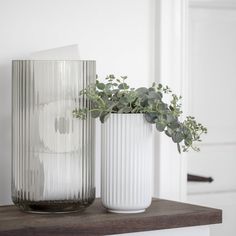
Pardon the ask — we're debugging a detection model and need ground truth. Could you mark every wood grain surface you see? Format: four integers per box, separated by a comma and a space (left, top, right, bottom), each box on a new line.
0, 198, 222, 236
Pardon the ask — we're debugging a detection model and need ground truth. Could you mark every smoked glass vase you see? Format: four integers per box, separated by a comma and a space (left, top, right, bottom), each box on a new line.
11, 60, 96, 213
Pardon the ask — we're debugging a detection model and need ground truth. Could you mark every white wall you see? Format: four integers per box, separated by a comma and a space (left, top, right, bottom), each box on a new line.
0, 0, 155, 205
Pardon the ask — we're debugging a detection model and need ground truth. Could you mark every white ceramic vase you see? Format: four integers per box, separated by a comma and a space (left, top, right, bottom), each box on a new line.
101, 114, 153, 213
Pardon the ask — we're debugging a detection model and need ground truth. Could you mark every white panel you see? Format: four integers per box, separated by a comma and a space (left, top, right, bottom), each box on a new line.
187, 6, 236, 194
188, 191, 236, 236
187, 4, 236, 236
188, 145, 236, 193
189, 7, 236, 144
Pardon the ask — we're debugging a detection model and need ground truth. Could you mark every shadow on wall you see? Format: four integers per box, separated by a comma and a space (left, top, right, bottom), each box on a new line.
0, 62, 12, 205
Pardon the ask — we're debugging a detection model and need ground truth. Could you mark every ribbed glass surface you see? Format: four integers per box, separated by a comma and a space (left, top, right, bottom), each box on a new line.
12, 60, 96, 213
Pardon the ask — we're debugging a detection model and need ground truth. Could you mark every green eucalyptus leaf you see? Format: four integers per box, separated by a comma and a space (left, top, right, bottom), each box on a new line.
109, 74, 115, 79
119, 96, 129, 105
140, 98, 149, 107
97, 83, 105, 90
111, 89, 119, 94
144, 113, 157, 124
156, 121, 166, 132
100, 111, 110, 123
147, 91, 162, 100
116, 102, 124, 110
118, 107, 131, 113
168, 121, 180, 129
118, 83, 129, 90
182, 126, 191, 136
166, 114, 176, 123
148, 99, 155, 105
105, 83, 112, 90
136, 87, 148, 95
157, 92, 163, 98
91, 110, 100, 118
172, 131, 184, 143
148, 87, 155, 92
165, 128, 173, 137
147, 91, 159, 99
157, 102, 168, 112
177, 143, 181, 153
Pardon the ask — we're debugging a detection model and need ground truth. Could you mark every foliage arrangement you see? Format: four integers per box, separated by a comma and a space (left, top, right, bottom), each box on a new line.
73, 75, 207, 153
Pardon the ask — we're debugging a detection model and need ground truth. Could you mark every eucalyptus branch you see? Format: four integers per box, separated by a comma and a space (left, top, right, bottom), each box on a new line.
73, 75, 207, 153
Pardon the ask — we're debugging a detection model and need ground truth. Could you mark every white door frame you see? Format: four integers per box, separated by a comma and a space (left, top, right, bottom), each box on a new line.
154, 0, 236, 201
153, 0, 189, 201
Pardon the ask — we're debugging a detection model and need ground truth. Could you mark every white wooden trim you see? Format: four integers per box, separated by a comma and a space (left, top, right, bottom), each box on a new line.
154, 0, 188, 201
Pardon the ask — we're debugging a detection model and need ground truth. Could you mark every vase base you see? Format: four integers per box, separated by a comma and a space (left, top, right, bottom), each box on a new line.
24, 209, 85, 214
12, 197, 95, 214
108, 209, 145, 214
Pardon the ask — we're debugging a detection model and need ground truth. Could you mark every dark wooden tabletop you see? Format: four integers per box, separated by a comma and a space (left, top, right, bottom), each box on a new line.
0, 198, 222, 236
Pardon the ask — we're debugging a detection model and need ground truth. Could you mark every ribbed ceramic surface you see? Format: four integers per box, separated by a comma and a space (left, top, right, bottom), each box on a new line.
101, 114, 153, 213
12, 60, 96, 212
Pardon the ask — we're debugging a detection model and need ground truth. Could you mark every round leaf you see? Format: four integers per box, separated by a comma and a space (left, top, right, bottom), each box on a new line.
144, 113, 157, 124
156, 121, 166, 132
97, 83, 105, 90
172, 131, 184, 143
